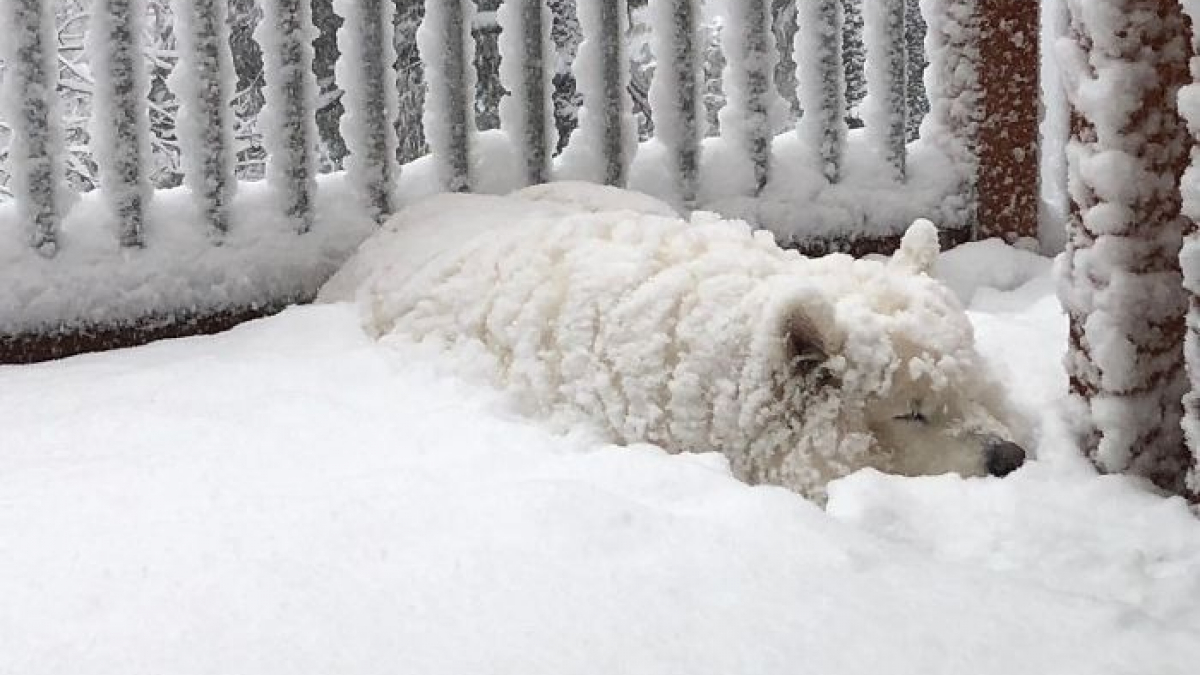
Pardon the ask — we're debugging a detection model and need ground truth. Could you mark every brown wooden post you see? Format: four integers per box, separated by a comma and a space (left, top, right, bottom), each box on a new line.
1061, 0, 1193, 495
976, 0, 1039, 242
1175, 1, 1200, 501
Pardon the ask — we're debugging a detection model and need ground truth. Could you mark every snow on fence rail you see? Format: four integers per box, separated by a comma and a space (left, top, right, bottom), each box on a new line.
0, 0, 1038, 362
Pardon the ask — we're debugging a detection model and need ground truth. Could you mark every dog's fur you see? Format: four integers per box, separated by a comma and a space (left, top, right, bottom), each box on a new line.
323, 184, 1025, 500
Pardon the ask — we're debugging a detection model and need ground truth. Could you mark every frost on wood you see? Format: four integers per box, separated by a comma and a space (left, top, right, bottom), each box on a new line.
976, 0, 1039, 242
720, 0, 785, 194
87, 0, 151, 248
649, 0, 703, 205
562, 0, 636, 186
335, 0, 400, 219
796, 0, 847, 183
863, 0, 907, 180
419, 0, 473, 193
1177, 0, 1200, 497
498, 0, 554, 186
256, 0, 319, 233
918, 0, 981, 231
170, 0, 238, 239
1059, 0, 1193, 494
1, 0, 65, 255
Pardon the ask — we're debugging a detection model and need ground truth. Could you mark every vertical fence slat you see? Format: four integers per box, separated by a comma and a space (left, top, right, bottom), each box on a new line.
564, 0, 633, 187
918, 0, 980, 233
257, 0, 319, 234
744, 0, 772, 192
2, 0, 65, 255
499, 0, 554, 186
649, 0, 702, 206
976, 0, 1039, 242
418, 0, 473, 193
720, 0, 776, 194
171, 0, 237, 238
597, 0, 627, 186
336, 0, 399, 220
796, 0, 847, 184
863, 0, 907, 180
89, 0, 150, 248
521, 0, 552, 185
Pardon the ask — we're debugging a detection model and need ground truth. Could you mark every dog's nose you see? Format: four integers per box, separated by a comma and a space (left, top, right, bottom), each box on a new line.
985, 440, 1026, 477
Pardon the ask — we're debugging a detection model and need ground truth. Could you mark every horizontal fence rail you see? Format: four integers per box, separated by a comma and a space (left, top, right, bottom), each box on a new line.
0, 0, 1039, 362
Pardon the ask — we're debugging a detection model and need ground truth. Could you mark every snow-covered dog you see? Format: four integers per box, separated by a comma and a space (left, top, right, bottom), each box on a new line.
322, 183, 1027, 501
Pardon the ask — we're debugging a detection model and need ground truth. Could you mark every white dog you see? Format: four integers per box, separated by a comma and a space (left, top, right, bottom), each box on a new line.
322, 183, 1026, 500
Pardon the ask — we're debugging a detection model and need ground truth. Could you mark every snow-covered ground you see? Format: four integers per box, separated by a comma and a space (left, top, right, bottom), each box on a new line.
2, 239, 1199, 674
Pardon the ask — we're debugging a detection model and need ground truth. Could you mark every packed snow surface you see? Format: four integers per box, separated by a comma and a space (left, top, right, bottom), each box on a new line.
3, 202, 1200, 674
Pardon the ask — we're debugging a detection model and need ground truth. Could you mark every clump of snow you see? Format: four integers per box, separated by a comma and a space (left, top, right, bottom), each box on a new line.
514, 180, 678, 217
933, 238, 1054, 306
890, 218, 939, 275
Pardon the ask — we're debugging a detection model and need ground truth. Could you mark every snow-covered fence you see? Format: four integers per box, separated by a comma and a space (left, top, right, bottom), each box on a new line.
171, 0, 237, 238
1, 0, 1041, 363
1062, 0, 1197, 501
1, 0, 65, 256
257, 0, 319, 234
88, 0, 152, 248
1184, 0, 1200, 498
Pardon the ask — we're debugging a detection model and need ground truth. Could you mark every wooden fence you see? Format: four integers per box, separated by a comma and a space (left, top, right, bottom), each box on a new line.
0, 0, 1039, 363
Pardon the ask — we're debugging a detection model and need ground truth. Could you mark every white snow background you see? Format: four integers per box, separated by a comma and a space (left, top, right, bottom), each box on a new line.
2, 194, 1199, 674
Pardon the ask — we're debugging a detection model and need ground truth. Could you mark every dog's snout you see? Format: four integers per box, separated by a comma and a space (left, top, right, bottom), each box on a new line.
985, 440, 1026, 477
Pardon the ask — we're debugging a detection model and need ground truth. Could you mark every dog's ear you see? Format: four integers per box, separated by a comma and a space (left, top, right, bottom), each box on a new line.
785, 309, 830, 373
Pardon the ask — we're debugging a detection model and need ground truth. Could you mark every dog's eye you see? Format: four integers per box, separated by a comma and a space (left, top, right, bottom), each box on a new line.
895, 411, 928, 424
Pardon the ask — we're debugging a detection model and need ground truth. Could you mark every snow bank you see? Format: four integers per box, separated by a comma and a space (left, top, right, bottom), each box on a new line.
3, 255, 1199, 673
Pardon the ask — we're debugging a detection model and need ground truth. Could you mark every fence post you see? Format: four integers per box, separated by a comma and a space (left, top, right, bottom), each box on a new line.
863, 0, 907, 181
257, 0, 319, 234
649, 0, 703, 206
2, 0, 65, 256
499, 0, 553, 187
1060, 0, 1193, 495
420, 0, 473, 193
976, 0, 1039, 242
87, 0, 151, 248
1175, 1, 1200, 500
796, 0, 847, 184
170, 0, 237, 239
335, 0, 399, 221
